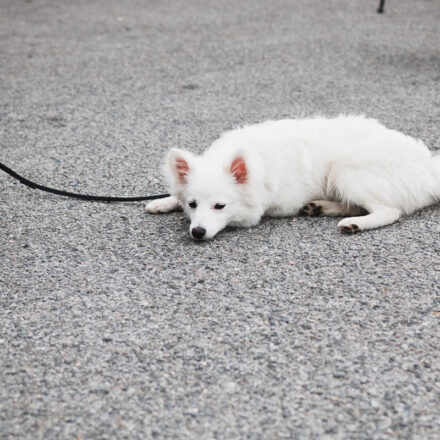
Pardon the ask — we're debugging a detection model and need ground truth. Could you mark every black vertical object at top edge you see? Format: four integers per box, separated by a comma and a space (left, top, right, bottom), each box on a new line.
378, 0, 385, 13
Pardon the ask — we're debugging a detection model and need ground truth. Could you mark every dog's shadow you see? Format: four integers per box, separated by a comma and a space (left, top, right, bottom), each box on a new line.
176, 215, 293, 244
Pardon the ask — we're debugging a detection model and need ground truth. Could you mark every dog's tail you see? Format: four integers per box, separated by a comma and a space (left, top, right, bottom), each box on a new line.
433, 153, 440, 171
432, 152, 440, 199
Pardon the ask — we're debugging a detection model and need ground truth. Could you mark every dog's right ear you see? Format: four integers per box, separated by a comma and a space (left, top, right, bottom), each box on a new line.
165, 148, 195, 187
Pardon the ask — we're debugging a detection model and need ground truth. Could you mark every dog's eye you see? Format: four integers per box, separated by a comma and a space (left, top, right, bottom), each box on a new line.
214, 203, 225, 210
189, 201, 197, 208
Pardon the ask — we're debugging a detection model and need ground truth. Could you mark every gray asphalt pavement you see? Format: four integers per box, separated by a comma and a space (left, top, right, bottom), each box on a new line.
1, 0, 440, 438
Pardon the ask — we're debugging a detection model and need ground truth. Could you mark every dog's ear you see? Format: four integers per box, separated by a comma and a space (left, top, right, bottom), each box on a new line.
166, 148, 195, 185
230, 156, 247, 184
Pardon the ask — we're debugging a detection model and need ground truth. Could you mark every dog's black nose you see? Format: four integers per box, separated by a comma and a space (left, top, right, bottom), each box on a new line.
191, 226, 206, 240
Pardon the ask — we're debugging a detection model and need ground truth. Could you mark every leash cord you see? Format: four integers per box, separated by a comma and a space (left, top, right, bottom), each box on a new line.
0, 162, 170, 202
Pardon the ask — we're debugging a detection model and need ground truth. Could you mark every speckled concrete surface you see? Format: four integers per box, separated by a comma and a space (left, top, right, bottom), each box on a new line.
1, 0, 440, 438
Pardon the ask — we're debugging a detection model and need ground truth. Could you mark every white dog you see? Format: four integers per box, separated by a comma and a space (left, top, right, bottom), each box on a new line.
146, 115, 440, 240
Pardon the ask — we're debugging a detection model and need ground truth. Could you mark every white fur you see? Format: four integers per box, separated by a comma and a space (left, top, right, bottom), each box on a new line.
146, 115, 440, 240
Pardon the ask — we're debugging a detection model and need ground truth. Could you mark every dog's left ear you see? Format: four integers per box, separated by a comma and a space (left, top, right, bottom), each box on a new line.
230, 156, 247, 184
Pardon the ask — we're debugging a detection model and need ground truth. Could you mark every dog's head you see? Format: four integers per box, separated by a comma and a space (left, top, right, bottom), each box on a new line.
165, 147, 259, 240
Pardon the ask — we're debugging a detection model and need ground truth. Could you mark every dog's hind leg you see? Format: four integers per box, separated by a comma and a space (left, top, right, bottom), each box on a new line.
145, 196, 182, 213
300, 200, 367, 217
337, 205, 401, 233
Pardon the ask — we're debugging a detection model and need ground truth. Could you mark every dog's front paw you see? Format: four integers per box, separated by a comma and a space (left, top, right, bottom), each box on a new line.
299, 202, 323, 216
145, 196, 181, 214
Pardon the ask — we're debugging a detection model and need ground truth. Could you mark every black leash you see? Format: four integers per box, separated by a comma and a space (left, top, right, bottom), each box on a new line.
0, 161, 169, 202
